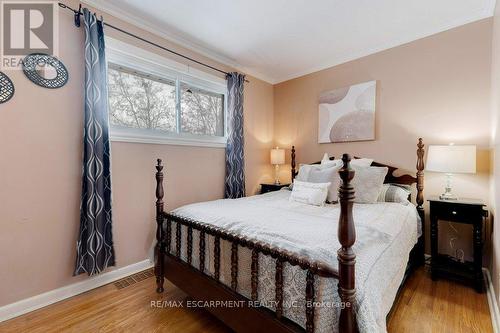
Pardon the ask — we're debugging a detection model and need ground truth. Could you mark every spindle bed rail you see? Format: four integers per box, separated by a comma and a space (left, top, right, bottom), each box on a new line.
154, 138, 425, 333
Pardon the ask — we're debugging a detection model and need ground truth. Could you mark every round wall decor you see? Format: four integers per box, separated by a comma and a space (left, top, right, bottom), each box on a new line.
0, 72, 15, 103
22, 53, 68, 89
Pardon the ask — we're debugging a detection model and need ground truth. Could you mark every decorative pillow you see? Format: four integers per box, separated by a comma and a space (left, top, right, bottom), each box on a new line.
289, 180, 330, 206
328, 157, 374, 168
352, 158, 374, 167
295, 164, 341, 202
321, 154, 341, 168
295, 164, 314, 182
295, 163, 330, 182
297, 164, 331, 180
377, 184, 411, 205
351, 165, 388, 203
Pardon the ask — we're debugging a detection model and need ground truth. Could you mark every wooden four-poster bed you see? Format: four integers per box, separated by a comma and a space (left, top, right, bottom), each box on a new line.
153, 138, 425, 333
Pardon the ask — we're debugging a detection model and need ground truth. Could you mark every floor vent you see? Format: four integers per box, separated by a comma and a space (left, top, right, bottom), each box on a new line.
114, 269, 154, 290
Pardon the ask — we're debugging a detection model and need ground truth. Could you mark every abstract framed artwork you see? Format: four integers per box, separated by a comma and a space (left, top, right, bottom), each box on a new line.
318, 80, 376, 143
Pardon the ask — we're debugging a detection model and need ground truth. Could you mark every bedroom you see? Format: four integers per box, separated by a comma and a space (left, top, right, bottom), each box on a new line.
0, 0, 498, 332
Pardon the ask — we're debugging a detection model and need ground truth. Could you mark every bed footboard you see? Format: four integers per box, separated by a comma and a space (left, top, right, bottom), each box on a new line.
154, 157, 358, 333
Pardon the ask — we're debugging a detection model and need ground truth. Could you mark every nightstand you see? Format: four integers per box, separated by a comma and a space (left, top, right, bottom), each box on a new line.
428, 196, 487, 292
260, 183, 290, 194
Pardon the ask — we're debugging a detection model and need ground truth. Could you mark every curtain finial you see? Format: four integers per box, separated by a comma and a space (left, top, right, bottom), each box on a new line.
74, 4, 82, 27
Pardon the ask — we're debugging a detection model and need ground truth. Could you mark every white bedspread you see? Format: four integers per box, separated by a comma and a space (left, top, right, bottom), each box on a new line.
170, 190, 419, 333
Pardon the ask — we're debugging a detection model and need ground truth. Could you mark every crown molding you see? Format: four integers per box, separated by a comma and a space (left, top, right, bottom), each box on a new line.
80, 0, 276, 84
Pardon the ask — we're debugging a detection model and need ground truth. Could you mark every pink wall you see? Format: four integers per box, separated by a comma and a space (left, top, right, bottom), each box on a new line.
274, 19, 493, 261
0, 4, 273, 306
490, 2, 500, 305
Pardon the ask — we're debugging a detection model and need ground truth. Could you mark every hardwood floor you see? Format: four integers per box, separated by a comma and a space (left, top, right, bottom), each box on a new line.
0, 266, 492, 333
387, 267, 492, 333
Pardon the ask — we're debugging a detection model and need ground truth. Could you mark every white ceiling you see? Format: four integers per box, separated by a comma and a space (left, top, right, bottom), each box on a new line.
84, 0, 496, 84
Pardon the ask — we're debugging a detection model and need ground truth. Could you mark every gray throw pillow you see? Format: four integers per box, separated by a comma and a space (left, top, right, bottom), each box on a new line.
351, 165, 388, 203
295, 164, 341, 203
377, 184, 411, 205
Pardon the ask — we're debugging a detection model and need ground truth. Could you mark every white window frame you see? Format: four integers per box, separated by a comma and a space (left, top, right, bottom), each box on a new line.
106, 37, 228, 148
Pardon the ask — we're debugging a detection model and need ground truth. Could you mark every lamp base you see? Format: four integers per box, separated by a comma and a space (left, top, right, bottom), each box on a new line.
439, 192, 458, 200
439, 173, 458, 200
274, 164, 281, 185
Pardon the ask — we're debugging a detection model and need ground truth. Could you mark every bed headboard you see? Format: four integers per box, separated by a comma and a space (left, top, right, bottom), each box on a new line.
290, 138, 425, 212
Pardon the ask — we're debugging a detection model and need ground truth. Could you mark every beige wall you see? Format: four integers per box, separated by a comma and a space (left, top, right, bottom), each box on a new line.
491, 2, 500, 304
0, 2, 273, 306
274, 19, 493, 261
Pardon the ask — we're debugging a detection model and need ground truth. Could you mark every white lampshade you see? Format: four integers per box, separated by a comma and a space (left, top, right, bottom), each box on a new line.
426, 145, 476, 174
270, 147, 285, 165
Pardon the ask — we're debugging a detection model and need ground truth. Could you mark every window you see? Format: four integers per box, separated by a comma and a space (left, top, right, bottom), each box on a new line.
106, 37, 227, 147
180, 83, 225, 136
108, 64, 177, 132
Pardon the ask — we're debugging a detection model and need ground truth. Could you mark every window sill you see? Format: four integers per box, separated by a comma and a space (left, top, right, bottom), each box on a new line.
110, 131, 227, 148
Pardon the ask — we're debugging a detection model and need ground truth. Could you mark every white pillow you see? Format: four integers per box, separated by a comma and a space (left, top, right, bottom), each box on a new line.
352, 158, 374, 167
295, 164, 314, 181
329, 158, 374, 168
351, 165, 388, 203
295, 164, 341, 202
377, 184, 411, 205
321, 153, 341, 168
290, 180, 330, 206
295, 163, 333, 180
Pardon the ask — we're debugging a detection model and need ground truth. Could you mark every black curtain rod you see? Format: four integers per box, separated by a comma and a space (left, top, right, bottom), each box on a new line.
58, 2, 249, 82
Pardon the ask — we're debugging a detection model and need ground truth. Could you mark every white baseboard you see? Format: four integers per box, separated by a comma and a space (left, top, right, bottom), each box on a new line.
0, 259, 154, 323
484, 268, 500, 333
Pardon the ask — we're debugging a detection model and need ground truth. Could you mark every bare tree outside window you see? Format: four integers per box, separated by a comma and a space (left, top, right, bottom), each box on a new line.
107, 65, 176, 132
107, 64, 225, 138
181, 83, 224, 136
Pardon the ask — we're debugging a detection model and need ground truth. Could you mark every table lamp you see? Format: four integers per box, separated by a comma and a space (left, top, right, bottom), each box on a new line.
270, 147, 285, 184
426, 144, 476, 200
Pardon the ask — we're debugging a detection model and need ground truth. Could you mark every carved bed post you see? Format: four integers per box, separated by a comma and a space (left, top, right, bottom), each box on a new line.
291, 146, 296, 181
416, 138, 425, 218
338, 154, 358, 333
416, 138, 425, 265
155, 159, 165, 293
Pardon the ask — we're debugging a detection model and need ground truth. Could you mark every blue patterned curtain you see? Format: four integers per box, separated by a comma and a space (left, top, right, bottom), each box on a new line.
74, 9, 115, 276
224, 72, 246, 198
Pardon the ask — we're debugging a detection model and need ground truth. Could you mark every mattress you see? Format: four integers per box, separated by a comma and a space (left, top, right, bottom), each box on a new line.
167, 189, 419, 333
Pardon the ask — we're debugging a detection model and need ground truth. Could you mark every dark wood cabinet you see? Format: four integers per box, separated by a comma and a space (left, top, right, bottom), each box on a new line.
260, 183, 290, 194
428, 196, 487, 292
